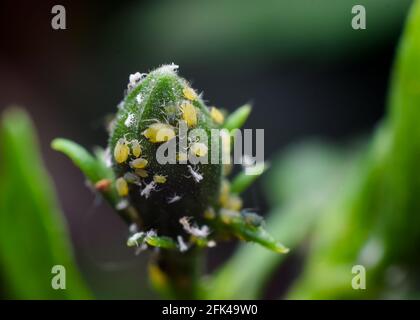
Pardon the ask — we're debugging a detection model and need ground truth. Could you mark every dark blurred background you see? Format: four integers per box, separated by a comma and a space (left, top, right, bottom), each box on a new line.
0, 0, 412, 298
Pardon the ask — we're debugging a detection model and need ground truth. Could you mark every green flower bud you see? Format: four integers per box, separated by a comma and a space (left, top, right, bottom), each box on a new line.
109, 64, 222, 237
52, 64, 287, 298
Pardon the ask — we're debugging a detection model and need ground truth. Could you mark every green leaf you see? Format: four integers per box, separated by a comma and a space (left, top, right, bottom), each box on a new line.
51, 138, 113, 183
145, 234, 177, 250
0, 108, 92, 299
207, 142, 361, 299
231, 219, 289, 253
223, 103, 252, 131
289, 0, 420, 299
230, 162, 267, 194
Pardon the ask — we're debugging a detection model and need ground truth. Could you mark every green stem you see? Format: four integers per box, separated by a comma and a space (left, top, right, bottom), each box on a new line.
149, 249, 203, 299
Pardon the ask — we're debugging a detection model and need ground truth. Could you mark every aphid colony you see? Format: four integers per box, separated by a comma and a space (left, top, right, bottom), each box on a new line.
54, 64, 288, 295
105, 65, 275, 257
113, 82, 223, 201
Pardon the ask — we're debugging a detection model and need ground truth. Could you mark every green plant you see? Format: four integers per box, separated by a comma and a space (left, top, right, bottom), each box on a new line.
0, 109, 91, 299
2, 0, 420, 300
52, 64, 287, 299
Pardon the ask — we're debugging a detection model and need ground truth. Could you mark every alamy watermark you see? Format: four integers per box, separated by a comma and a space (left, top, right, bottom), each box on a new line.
51, 5, 66, 30
153, 120, 265, 175
351, 5, 366, 30
351, 265, 366, 290
51, 265, 66, 290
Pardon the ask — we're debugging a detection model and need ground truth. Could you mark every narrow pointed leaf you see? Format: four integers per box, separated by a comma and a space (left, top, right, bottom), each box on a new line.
0, 108, 92, 299
230, 162, 267, 194
223, 103, 252, 131
51, 138, 113, 183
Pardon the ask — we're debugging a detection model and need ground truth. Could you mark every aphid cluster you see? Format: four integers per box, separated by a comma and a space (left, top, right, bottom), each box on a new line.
106, 65, 272, 258
54, 63, 288, 299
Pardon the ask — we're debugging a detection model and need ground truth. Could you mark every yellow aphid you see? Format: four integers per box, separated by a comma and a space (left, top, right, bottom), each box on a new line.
220, 209, 240, 224
204, 207, 216, 220
177, 152, 188, 162
130, 139, 142, 158
182, 86, 198, 101
130, 158, 148, 169
180, 102, 197, 128
225, 195, 243, 211
190, 142, 208, 157
135, 168, 149, 178
116, 177, 129, 197
153, 174, 167, 184
219, 180, 230, 206
114, 138, 130, 164
210, 107, 224, 125
143, 123, 176, 143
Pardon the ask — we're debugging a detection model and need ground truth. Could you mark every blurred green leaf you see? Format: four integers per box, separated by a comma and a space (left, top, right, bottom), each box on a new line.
0, 108, 92, 299
51, 138, 113, 184
115, 0, 411, 66
223, 104, 252, 131
207, 141, 363, 299
145, 234, 178, 250
51, 138, 126, 215
230, 162, 266, 194
289, 0, 420, 299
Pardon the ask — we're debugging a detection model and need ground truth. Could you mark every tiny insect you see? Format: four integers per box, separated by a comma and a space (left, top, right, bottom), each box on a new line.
179, 216, 210, 238
219, 209, 240, 224
127, 72, 146, 90
241, 211, 264, 227
130, 158, 148, 169
95, 179, 112, 192
127, 232, 145, 247
123, 172, 140, 184
141, 181, 156, 199
114, 138, 130, 164
135, 168, 149, 178
180, 102, 197, 128
115, 199, 129, 210
210, 107, 224, 125
143, 123, 176, 143
187, 165, 203, 183
167, 193, 182, 204
153, 174, 167, 184
124, 113, 137, 128
224, 194, 243, 211
203, 207, 216, 220
164, 104, 179, 123
116, 177, 129, 197
129, 72, 142, 84
182, 86, 198, 101
130, 139, 142, 158
190, 142, 208, 157
177, 235, 189, 252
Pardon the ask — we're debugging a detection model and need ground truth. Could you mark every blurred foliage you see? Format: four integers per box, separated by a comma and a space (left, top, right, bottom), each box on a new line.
1, 0, 420, 300
289, 0, 420, 298
111, 0, 411, 66
207, 142, 365, 299
209, 0, 420, 299
0, 109, 92, 299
